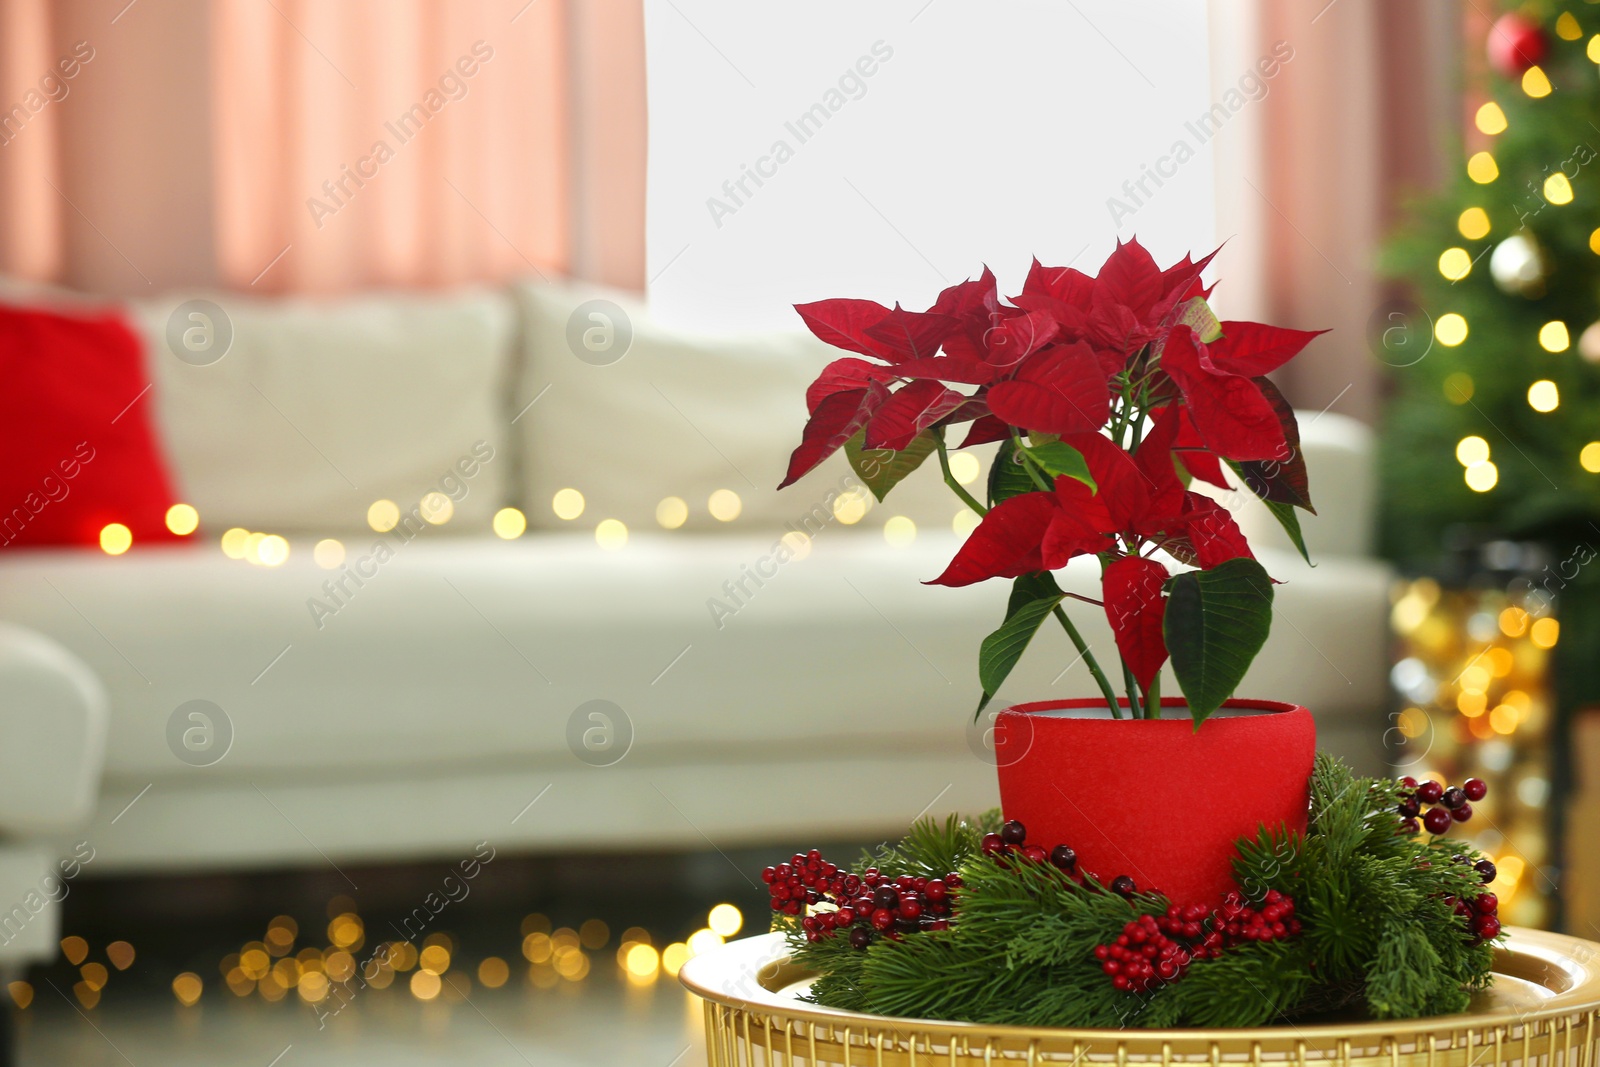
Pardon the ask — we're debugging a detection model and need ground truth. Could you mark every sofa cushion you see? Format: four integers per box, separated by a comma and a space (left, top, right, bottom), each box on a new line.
0, 303, 182, 548
514, 280, 997, 536
127, 289, 516, 534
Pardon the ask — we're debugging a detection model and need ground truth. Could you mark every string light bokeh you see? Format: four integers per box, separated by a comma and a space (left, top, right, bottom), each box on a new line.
1388, 576, 1556, 928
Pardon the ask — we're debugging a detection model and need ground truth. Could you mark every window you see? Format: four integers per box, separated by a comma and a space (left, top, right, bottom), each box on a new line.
645, 1, 1215, 332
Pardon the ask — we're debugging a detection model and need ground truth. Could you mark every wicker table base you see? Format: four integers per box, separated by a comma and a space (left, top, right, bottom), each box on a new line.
680, 929, 1600, 1067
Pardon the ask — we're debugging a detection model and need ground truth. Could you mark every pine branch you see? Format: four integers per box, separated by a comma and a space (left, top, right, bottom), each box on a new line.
786, 755, 1502, 1028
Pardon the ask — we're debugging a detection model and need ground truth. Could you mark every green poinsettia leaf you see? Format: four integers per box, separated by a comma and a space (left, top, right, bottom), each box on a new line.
845, 430, 938, 502
1022, 440, 1095, 489
976, 573, 1065, 715
987, 439, 1037, 507
1226, 459, 1314, 565
1163, 557, 1274, 728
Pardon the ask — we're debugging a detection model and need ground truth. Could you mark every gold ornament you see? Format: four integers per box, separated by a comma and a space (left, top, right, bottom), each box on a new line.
1489, 234, 1550, 297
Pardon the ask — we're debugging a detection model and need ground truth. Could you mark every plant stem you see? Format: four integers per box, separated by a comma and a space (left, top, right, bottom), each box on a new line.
1145, 673, 1162, 718
1121, 661, 1145, 719
935, 434, 988, 516
1052, 605, 1123, 719
1009, 431, 1055, 493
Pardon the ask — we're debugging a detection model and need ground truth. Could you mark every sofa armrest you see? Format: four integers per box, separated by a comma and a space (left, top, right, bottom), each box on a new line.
0, 624, 107, 835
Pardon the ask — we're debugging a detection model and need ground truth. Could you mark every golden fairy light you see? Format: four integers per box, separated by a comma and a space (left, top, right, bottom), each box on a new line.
478, 957, 510, 988
1437, 247, 1473, 280
106, 941, 135, 971
220, 527, 250, 558
948, 451, 981, 484
578, 919, 610, 950
551, 488, 585, 520
367, 499, 400, 532
708, 903, 744, 938
493, 507, 527, 539
1455, 436, 1489, 466
1527, 379, 1560, 412
420, 491, 454, 525
1464, 461, 1499, 492
60, 937, 88, 965
655, 496, 689, 529
1434, 313, 1468, 346
883, 515, 917, 547
165, 503, 199, 536
595, 518, 628, 549
172, 972, 203, 1007
708, 489, 742, 522
1457, 207, 1491, 240
1539, 321, 1570, 351
1474, 102, 1507, 135
99, 523, 132, 556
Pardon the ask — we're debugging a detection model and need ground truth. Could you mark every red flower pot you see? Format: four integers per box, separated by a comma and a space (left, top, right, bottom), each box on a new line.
993, 698, 1315, 906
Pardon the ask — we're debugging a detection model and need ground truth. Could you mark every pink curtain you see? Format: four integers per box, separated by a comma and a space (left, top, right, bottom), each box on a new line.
1209, 0, 1459, 426
0, 0, 645, 296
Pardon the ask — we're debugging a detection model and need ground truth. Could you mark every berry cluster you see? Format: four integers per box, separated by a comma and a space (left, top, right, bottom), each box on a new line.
1397, 776, 1487, 836
762, 849, 959, 949
1446, 852, 1502, 942
1094, 889, 1300, 993
979, 819, 1080, 875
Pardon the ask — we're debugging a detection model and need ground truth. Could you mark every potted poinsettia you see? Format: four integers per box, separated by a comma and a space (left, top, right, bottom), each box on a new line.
780, 240, 1326, 904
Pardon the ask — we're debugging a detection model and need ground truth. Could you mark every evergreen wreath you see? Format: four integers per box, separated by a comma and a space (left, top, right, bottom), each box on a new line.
768, 756, 1501, 1028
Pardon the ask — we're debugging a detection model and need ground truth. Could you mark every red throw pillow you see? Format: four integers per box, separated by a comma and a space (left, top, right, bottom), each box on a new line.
0, 303, 181, 549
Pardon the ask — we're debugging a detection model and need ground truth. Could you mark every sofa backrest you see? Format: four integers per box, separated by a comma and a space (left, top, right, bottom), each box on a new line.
2, 274, 1376, 559
126, 290, 515, 534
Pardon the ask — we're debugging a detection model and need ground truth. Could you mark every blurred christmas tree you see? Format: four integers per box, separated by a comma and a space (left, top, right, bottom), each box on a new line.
1383, 5, 1600, 560
1382, 4, 1600, 929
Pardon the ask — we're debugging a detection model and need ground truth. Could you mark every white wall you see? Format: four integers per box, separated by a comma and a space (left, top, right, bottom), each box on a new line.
644, 0, 1216, 333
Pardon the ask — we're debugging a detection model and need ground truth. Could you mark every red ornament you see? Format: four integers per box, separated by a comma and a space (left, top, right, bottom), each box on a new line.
1488, 13, 1547, 77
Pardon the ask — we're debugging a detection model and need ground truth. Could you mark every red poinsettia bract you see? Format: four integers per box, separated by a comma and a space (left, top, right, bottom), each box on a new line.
777, 239, 1325, 722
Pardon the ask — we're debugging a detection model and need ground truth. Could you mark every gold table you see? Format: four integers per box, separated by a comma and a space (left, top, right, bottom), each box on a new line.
680, 929, 1600, 1067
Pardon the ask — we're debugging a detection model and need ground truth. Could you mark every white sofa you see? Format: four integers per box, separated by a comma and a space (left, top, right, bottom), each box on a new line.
0, 280, 1393, 882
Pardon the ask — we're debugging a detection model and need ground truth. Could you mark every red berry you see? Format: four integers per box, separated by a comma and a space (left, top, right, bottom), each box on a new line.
873, 886, 898, 910
1474, 915, 1502, 940
761, 866, 777, 884
1476, 859, 1497, 883
981, 833, 1004, 856
1423, 808, 1452, 834
1000, 820, 1028, 846
1398, 796, 1422, 819
1400, 776, 1418, 789
1050, 845, 1077, 871
1451, 801, 1473, 822
1400, 818, 1420, 835
1417, 780, 1444, 804
1464, 778, 1488, 801
871, 908, 894, 931
899, 899, 923, 920
1110, 875, 1136, 897
1476, 893, 1498, 914
849, 927, 872, 949
1441, 787, 1467, 811
1022, 845, 1048, 865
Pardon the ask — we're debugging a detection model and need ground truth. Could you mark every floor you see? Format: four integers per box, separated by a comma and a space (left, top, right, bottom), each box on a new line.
17, 970, 706, 1066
